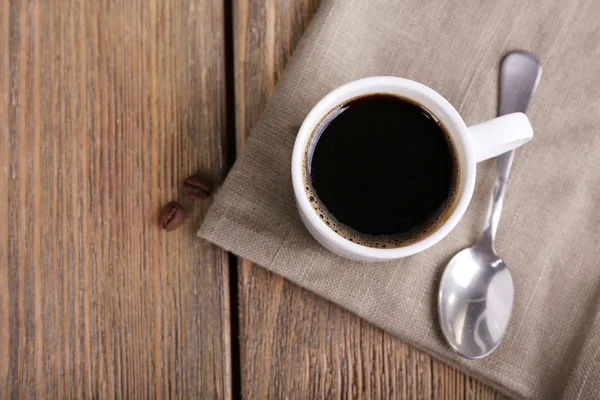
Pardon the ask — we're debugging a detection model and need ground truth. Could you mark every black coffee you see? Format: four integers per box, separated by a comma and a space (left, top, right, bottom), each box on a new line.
304, 94, 460, 248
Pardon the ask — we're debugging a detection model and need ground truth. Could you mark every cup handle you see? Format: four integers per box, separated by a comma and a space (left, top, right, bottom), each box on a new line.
467, 112, 533, 163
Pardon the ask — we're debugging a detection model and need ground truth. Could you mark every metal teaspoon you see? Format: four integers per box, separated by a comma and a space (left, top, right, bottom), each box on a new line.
438, 51, 542, 359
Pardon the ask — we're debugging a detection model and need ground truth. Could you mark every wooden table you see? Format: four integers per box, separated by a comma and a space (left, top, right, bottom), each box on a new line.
1, 1, 508, 398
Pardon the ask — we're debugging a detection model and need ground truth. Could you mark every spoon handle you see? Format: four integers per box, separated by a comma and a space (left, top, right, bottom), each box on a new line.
480, 51, 542, 250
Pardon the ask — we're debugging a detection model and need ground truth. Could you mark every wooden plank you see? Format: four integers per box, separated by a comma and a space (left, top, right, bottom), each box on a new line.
233, 1, 509, 398
1, 0, 231, 398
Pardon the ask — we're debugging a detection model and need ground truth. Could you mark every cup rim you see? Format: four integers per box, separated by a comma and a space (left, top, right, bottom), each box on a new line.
291, 76, 477, 260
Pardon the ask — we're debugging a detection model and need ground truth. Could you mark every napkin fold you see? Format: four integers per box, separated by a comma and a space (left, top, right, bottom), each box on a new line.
199, 0, 600, 398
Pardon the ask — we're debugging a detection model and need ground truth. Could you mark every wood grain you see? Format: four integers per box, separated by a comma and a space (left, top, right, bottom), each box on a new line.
232, 1, 509, 398
1, 1, 231, 398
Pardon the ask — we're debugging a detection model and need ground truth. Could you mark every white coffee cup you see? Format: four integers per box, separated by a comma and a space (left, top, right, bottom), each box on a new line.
291, 76, 533, 262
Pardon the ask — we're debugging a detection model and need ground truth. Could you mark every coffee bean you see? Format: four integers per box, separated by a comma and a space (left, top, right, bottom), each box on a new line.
159, 201, 185, 231
182, 175, 212, 200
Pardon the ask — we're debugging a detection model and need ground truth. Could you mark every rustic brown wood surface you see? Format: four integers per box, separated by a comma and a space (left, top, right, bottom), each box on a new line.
1, 1, 231, 398
232, 1, 508, 399
1, 0, 510, 398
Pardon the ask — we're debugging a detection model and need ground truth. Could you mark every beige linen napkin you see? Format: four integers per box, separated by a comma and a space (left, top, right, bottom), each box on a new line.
199, 0, 600, 398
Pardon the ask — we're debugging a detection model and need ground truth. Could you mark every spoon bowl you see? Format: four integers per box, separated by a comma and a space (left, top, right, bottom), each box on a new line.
439, 244, 514, 359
